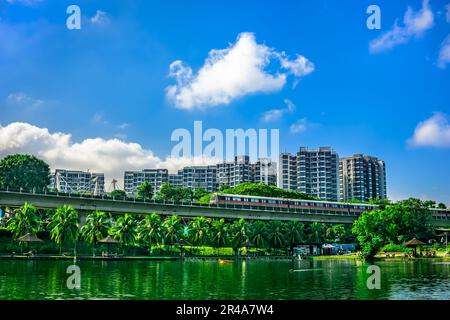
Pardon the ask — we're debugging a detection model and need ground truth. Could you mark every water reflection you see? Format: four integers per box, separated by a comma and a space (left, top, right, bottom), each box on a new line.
0, 259, 448, 300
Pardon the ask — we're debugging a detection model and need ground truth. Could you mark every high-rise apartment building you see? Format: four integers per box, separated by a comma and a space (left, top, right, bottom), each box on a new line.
278, 147, 339, 201
176, 165, 218, 192
50, 169, 105, 194
339, 155, 387, 202
124, 169, 168, 194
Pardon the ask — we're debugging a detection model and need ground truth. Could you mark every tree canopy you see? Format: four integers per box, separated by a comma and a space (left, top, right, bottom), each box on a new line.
216, 182, 317, 200
352, 198, 435, 260
0, 154, 50, 191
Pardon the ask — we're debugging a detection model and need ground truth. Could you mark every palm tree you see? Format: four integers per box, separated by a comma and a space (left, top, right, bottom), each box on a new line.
81, 210, 111, 256
110, 214, 138, 250
189, 217, 210, 249
266, 221, 285, 253
211, 218, 229, 255
230, 219, 248, 256
6, 203, 41, 239
162, 215, 183, 246
249, 221, 267, 250
308, 222, 326, 245
283, 221, 305, 255
137, 213, 163, 255
47, 205, 79, 255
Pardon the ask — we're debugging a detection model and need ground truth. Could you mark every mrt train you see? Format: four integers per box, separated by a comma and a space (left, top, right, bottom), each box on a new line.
210, 193, 378, 215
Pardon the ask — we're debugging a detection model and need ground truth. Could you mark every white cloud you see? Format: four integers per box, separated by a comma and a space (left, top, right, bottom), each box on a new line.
290, 118, 310, 134
166, 32, 314, 110
0, 122, 219, 189
6, 92, 44, 108
369, 0, 434, 53
437, 35, 450, 68
91, 10, 109, 25
409, 113, 450, 147
260, 99, 296, 122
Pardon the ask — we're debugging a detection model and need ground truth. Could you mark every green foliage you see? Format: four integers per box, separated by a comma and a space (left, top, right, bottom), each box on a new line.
188, 217, 211, 246
230, 219, 248, 251
137, 213, 163, 251
308, 222, 326, 244
162, 215, 184, 245
110, 189, 127, 198
197, 193, 213, 204
266, 220, 285, 249
249, 221, 267, 249
47, 205, 79, 246
0, 154, 50, 191
210, 218, 229, 248
6, 203, 41, 238
218, 182, 317, 200
155, 183, 193, 202
381, 243, 408, 253
352, 198, 435, 260
81, 211, 111, 245
137, 182, 154, 200
283, 221, 305, 250
193, 188, 208, 201
437, 203, 447, 209
110, 214, 138, 246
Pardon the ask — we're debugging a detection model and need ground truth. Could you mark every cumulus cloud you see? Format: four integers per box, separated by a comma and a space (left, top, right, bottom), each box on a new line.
437, 35, 450, 68
91, 10, 110, 25
408, 113, 450, 147
166, 32, 314, 110
369, 0, 434, 53
0, 122, 218, 189
260, 99, 296, 122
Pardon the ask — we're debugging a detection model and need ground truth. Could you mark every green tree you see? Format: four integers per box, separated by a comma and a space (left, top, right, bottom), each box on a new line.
0, 154, 50, 191
6, 203, 41, 238
137, 213, 163, 254
249, 221, 267, 249
437, 203, 447, 209
210, 218, 229, 254
189, 217, 210, 247
193, 188, 208, 201
47, 205, 79, 254
308, 222, 326, 245
352, 198, 435, 260
230, 219, 248, 255
217, 182, 317, 200
110, 214, 138, 247
110, 189, 127, 199
81, 211, 111, 255
137, 182, 154, 200
283, 221, 305, 253
162, 215, 183, 245
156, 183, 193, 203
266, 221, 285, 251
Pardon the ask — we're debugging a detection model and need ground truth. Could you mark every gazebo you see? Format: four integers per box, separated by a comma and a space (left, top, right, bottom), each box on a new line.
16, 233, 43, 255
98, 235, 120, 256
404, 238, 425, 257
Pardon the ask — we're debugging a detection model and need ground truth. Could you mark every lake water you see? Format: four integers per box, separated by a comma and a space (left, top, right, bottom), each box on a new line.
0, 259, 449, 300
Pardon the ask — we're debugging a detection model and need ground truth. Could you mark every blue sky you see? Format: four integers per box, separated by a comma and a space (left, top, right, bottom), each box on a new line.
0, 0, 449, 203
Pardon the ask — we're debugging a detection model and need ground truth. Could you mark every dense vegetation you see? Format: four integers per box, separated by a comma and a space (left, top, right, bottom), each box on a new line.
352, 198, 435, 260
1, 203, 354, 256
0, 154, 50, 191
